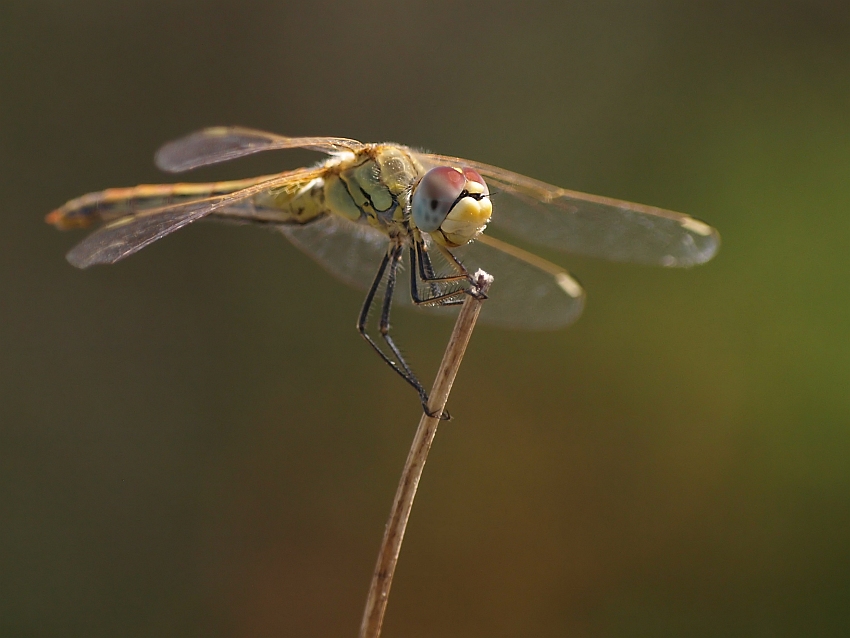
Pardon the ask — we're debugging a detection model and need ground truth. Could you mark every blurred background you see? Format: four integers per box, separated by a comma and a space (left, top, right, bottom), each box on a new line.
3, 1, 850, 636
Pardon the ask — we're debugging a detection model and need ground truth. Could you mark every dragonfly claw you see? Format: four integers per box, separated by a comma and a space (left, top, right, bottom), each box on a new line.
422, 402, 452, 421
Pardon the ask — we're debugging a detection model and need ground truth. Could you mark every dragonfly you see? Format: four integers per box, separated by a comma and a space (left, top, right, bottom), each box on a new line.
47, 127, 720, 417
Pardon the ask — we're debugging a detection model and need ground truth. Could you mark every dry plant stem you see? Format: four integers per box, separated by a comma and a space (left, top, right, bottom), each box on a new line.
359, 269, 493, 638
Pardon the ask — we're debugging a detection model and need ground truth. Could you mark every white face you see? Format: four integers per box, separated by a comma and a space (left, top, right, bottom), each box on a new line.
411, 166, 492, 247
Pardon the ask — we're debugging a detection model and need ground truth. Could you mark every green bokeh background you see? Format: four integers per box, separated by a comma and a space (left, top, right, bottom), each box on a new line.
3, 1, 849, 636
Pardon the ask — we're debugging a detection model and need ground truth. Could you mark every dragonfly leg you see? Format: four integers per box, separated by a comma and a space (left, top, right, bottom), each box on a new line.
381, 245, 452, 419
417, 237, 470, 283
357, 245, 449, 419
431, 243, 489, 301
408, 240, 480, 307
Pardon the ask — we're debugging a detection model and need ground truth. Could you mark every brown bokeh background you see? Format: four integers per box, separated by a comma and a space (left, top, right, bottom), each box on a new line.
3, 1, 850, 636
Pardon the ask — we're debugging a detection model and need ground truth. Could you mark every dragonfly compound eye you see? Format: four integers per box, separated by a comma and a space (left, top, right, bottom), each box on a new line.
412, 166, 492, 247
411, 166, 466, 232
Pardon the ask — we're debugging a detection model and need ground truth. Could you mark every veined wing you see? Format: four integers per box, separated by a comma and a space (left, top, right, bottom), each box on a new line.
57, 167, 325, 268
155, 126, 365, 173
46, 175, 277, 230
420, 153, 719, 267
66, 203, 214, 268
278, 214, 389, 293
279, 215, 585, 330
456, 234, 584, 329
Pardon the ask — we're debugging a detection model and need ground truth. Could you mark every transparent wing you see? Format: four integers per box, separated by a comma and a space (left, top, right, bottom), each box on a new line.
278, 214, 390, 292
155, 126, 365, 173
448, 235, 584, 329
67, 204, 213, 268
420, 153, 719, 267
279, 216, 584, 330
63, 168, 322, 268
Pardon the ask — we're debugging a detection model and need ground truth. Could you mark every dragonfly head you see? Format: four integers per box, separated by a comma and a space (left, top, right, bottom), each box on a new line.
411, 166, 492, 247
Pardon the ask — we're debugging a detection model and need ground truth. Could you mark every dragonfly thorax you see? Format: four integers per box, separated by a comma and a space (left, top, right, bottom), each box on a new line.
320, 145, 423, 230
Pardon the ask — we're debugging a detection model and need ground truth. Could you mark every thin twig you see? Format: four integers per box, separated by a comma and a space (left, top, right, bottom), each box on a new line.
359, 269, 493, 638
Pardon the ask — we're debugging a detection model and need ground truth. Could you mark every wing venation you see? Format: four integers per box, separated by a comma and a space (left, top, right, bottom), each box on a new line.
155, 126, 365, 173
63, 169, 320, 268
420, 153, 720, 267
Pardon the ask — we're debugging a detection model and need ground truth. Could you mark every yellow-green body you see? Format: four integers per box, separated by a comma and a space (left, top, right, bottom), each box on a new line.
261, 145, 427, 233
52, 145, 426, 239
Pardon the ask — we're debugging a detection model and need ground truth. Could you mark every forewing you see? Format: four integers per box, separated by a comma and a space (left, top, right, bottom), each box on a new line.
155, 127, 365, 173
66, 205, 213, 268
421, 153, 719, 267
65, 169, 319, 268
